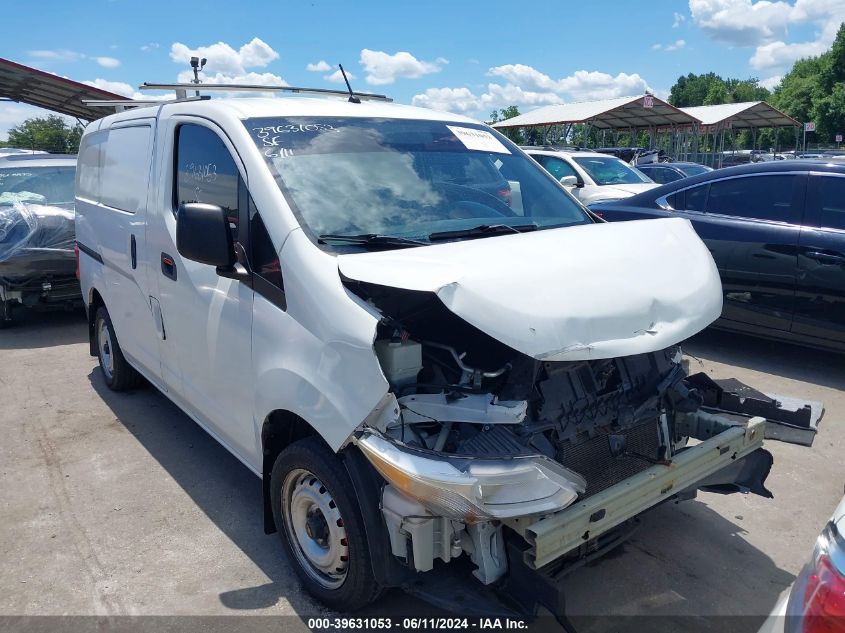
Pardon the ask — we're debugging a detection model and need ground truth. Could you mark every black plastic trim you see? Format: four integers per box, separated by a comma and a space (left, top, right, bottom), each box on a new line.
77, 242, 103, 264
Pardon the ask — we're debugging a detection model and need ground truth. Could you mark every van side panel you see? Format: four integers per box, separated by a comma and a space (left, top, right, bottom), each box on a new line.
252, 230, 390, 453
76, 121, 162, 381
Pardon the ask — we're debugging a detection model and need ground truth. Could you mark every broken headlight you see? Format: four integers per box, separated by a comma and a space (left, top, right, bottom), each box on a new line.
356, 431, 586, 522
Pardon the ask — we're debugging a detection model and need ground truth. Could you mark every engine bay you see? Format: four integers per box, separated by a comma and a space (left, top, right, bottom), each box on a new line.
347, 281, 702, 499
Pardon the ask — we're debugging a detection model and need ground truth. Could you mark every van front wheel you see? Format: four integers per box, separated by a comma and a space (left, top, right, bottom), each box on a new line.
94, 306, 141, 391
270, 437, 380, 611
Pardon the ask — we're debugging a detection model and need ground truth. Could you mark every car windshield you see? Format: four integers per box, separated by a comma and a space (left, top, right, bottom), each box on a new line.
572, 156, 651, 186
678, 164, 711, 177
0, 166, 76, 207
245, 117, 590, 248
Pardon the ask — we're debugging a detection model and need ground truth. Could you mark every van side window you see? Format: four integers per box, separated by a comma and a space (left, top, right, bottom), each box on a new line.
249, 201, 286, 309
175, 125, 240, 238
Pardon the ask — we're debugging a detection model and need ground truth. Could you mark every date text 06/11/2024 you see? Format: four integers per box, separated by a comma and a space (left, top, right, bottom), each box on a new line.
307, 618, 529, 630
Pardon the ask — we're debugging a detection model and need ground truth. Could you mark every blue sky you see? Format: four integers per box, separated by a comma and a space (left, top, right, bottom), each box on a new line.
2, 0, 840, 139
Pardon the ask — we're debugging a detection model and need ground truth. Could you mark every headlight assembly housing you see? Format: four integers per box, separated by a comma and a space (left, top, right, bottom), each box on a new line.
356, 431, 586, 522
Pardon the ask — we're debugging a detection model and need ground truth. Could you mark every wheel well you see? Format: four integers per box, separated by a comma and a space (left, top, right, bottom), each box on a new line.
88, 288, 105, 357
260, 410, 322, 533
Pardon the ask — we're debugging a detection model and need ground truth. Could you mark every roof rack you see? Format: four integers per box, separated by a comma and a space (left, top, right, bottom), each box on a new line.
140, 82, 392, 102
82, 95, 209, 112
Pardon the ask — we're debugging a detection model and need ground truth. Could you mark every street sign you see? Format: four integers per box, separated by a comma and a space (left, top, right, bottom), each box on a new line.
837, 134, 843, 143
805, 122, 816, 132
643, 95, 654, 109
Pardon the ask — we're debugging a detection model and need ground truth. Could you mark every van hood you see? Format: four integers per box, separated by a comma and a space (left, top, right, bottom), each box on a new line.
337, 217, 723, 361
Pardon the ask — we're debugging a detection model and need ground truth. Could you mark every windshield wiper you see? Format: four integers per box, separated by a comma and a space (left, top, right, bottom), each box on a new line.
428, 223, 539, 241
318, 233, 428, 249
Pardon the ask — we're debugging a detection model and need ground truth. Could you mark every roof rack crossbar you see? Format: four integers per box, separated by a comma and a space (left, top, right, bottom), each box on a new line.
82, 96, 210, 111
139, 82, 393, 102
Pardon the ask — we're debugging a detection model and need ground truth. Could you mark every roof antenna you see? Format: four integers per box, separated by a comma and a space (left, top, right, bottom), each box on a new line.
338, 64, 360, 103
190, 56, 207, 96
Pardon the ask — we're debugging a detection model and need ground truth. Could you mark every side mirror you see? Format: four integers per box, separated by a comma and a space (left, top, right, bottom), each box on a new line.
176, 202, 236, 268
560, 175, 580, 187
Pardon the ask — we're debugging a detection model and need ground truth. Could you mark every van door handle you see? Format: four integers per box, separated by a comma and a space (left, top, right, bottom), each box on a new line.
130, 235, 137, 269
805, 250, 845, 265
161, 253, 177, 281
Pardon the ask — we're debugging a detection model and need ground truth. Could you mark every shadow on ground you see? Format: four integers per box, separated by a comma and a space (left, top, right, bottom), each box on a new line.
0, 309, 86, 350
686, 327, 845, 391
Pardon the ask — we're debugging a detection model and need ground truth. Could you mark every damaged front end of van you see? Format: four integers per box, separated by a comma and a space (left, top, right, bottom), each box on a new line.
340, 217, 774, 603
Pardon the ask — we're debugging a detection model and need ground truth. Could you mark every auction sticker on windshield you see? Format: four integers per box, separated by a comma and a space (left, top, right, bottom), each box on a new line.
446, 126, 511, 154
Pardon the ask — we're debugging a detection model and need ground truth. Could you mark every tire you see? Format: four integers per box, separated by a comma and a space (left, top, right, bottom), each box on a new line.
94, 306, 142, 391
270, 437, 380, 611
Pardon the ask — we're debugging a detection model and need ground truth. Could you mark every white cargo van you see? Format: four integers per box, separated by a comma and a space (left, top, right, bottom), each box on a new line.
75, 87, 777, 614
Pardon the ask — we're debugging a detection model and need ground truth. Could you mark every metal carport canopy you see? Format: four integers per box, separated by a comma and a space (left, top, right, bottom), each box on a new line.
0, 57, 129, 121
679, 101, 799, 129
490, 94, 701, 130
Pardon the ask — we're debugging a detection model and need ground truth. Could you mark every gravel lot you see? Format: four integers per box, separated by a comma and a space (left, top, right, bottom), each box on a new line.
1, 310, 842, 628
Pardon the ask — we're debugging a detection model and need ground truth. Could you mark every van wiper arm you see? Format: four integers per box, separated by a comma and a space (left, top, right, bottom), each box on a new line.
318, 233, 428, 249
428, 223, 538, 241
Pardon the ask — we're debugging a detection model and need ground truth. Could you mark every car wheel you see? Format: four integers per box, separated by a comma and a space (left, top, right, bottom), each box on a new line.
94, 306, 141, 391
270, 437, 380, 611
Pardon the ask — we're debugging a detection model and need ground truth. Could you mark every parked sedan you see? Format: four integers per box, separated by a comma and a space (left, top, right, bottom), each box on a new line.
524, 148, 659, 205
637, 162, 713, 184
758, 495, 845, 633
591, 161, 845, 352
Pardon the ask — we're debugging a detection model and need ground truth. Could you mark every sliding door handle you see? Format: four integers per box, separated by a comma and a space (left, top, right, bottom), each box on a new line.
160, 253, 177, 280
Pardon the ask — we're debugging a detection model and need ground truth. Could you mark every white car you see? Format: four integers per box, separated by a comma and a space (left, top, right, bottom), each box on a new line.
759, 494, 845, 633
75, 90, 779, 614
524, 147, 659, 205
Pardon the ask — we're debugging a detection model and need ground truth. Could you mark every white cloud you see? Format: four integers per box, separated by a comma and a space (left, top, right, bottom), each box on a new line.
83, 78, 135, 97
673, 11, 687, 27
140, 42, 160, 52
758, 74, 783, 89
412, 64, 652, 118
750, 39, 829, 68
174, 70, 287, 96
359, 49, 447, 85
411, 87, 483, 114
487, 64, 561, 92
95, 56, 121, 68
556, 70, 651, 100
688, 0, 793, 46
324, 68, 355, 84
306, 60, 332, 72
170, 38, 279, 76
486, 64, 651, 100
27, 49, 86, 64
689, 0, 845, 70
653, 39, 687, 51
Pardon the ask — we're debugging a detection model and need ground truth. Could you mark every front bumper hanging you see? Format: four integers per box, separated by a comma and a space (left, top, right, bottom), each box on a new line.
505, 414, 769, 569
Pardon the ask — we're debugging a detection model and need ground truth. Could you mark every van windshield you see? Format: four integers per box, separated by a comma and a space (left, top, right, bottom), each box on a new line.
245, 117, 590, 248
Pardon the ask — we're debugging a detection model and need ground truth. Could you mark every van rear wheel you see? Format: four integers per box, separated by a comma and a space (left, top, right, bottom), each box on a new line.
94, 306, 141, 391
270, 437, 380, 611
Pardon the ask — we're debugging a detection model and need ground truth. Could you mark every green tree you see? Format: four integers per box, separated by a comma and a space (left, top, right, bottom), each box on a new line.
669, 72, 722, 107
6, 115, 83, 154
669, 72, 769, 107
489, 106, 523, 143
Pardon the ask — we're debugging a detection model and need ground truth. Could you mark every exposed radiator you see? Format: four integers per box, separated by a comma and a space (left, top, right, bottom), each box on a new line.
556, 420, 661, 497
